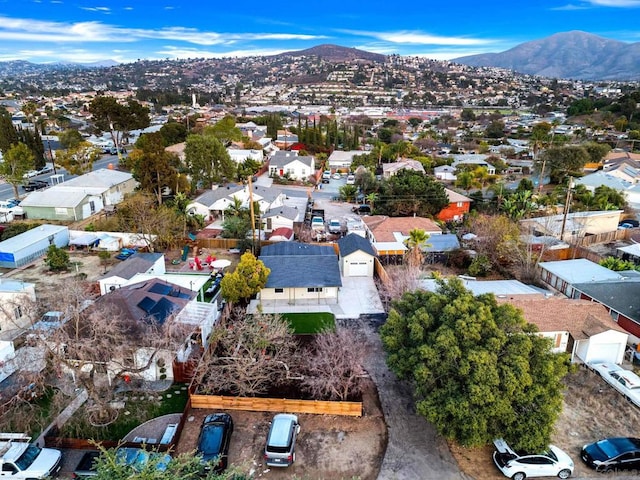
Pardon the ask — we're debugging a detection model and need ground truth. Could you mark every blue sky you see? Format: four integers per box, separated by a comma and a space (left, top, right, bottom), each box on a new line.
0, 0, 639, 64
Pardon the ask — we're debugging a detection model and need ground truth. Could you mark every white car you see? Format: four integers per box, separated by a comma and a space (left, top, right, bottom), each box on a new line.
588, 362, 640, 407
346, 174, 355, 185
22, 170, 39, 179
493, 439, 574, 480
311, 216, 325, 231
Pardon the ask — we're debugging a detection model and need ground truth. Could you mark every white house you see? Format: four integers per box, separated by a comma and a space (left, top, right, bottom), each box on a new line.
187, 184, 286, 221
98, 252, 166, 295
327, 150, 362, 172
434, 165, 457, 181
382, 159, 426, 178
0, 279, 36, 340
503, 297, 629, 364
268, 151, 315, 181
337, 233, 376, 277
227, 148, 264, 164
261, 205, 301, 234
521, 210, 623, 242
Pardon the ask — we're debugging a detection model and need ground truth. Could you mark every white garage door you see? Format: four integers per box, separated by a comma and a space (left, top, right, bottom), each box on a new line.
348, 261, 369, 276
588, 343, 623, 364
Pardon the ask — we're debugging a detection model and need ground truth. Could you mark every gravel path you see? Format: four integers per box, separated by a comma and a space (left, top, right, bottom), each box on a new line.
349, 317, 472, 480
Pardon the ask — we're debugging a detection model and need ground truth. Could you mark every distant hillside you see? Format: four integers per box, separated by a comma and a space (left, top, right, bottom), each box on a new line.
453, 31, 640, 81
278, 44, 386, 63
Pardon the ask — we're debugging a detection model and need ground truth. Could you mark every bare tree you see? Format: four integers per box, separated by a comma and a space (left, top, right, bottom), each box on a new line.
193, 310, 299, 397
300, 327, 366, 401
29, 281, 192, 426
377, 264, 423, 311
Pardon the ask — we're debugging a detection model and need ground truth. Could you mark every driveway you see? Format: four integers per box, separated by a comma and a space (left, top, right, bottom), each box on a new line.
351, 317, 472, 480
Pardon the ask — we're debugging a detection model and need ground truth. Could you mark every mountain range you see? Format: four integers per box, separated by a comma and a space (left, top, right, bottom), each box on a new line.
453, 31, 640, 81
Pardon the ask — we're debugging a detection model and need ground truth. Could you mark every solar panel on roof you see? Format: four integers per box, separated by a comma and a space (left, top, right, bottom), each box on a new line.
149, 283, 172, 295
149, 297, 178, 324
137, 296, 156, 313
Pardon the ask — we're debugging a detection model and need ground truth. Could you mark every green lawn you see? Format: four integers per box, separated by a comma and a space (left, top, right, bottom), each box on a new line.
282, 312, 336, 334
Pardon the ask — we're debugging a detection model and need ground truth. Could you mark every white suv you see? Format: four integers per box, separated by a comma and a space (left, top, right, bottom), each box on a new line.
493, 438, 573, 480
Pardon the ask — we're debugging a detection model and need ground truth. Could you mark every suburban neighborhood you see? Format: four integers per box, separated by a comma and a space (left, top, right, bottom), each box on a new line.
1, 42, 640, 480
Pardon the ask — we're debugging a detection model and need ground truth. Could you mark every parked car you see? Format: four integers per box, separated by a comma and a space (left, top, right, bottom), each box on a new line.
492, 438, 574, 480
351, 204, 371, 215
328, 218, 342, 234
588, 362, 640, 407
196, 413, 233, 472
581, 437, 640, 472
115, 447, 171, 472
0, 433, 62, 480
311, 216, 325, 231
22, 170, 39, 179
37, 164, 53, 175
22, 180, 48, 191
73, 450, 100, 477
264, 414, 300, 468
332, 172, 341, 180
619, 219, 639, 228
322, 170, 331, 183
346, 174, 355, 185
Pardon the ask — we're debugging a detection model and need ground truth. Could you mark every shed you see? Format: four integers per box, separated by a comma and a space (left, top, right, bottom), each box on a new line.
0, 225, 69, 268
337, 233, 376, 277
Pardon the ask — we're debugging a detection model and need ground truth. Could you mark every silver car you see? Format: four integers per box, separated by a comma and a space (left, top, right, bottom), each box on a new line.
264, 414, 300, 467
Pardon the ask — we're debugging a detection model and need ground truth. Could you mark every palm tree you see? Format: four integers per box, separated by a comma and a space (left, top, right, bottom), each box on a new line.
365, 192, 379, 212
404, 228, 430, 268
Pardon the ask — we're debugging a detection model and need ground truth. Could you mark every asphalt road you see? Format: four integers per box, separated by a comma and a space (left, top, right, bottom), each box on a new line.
0, 153, 120, 202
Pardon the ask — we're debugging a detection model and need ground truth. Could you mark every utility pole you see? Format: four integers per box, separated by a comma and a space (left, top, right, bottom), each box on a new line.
248, 175, 256, 255
559, 176, 573, 242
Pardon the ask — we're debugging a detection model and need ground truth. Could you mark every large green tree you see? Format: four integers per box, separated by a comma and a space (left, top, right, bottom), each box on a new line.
380, 278, 570, 451
184, 134, 235, 189
537, 145, 590, 184
202, 116, 243, 146
0, 108, 19, 154
378, 170, 449, 217
56, 141, 101, 175
89, 96, 150, 147
129, 132, 182, 203
0, 142, 35, 198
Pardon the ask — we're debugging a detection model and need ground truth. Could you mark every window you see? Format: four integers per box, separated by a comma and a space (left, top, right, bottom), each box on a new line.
14, 305, 23, 320
275, 288, 284, 293
89, 200, 96, 213
457, 202, 463, 207
307, 287, 323, 293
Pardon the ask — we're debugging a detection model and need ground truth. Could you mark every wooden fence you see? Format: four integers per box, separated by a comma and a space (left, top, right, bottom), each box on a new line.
374, 257, 391, 287
190, 393, 362, 417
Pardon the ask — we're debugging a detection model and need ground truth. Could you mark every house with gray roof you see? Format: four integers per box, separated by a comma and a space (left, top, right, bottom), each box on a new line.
258, 242, 342, 304
186, 184, 286, 221
268, 151, 315, 182
573, 274, 640, 340
262, 205, 301, 234
98, 252, 166, 295
19, 169, 136, 221
327, 150, 362, 172
92, 277, 220, 381
537, 258, 623, 298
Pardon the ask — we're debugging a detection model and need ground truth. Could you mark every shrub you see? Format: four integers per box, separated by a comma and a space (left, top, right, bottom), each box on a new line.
468, 254, 492, 277
44, 245, 70, 272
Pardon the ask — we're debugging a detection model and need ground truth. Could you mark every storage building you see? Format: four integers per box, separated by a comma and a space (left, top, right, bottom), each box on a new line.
0, 225, 69, 268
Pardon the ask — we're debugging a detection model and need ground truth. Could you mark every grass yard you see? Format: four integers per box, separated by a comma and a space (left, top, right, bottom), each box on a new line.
282, 312, 336, 334
60, 383, 189, 441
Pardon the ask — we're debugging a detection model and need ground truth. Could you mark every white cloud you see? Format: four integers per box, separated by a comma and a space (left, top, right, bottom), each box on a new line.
0, 15, 325, 46
588, 0, 640, 5
339, 29, 494, 46
155, 46, 289, 60
80, 6, 111, 13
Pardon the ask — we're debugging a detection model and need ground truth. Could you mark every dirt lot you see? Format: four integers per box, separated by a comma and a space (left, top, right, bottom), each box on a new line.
451, 365, 640, 479
175, 379, 386, 480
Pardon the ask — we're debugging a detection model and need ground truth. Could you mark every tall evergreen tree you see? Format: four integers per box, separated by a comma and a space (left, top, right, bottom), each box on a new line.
0, 108, 19, 154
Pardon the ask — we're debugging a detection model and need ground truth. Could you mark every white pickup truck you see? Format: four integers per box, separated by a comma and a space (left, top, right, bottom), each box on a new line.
0, 434, 62, 479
